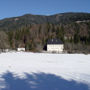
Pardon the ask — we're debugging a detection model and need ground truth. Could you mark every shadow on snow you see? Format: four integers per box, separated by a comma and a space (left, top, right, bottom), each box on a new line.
1, 72, 90, 90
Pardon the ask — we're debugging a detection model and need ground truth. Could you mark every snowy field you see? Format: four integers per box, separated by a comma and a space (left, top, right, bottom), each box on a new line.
0, 52, 90, 90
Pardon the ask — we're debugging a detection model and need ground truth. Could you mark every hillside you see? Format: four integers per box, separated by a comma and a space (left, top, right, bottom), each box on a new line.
0, 12, 90, 31
0, 12, 90, 53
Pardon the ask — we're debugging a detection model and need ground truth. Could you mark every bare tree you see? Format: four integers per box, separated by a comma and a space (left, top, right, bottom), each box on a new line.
0, 31, 10, 52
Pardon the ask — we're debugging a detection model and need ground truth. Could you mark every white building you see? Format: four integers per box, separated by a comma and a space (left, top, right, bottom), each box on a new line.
47, 39, 64, 53
17, 48, 25, 52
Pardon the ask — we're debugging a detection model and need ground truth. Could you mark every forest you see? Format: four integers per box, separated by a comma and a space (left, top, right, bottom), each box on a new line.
0, 12, 90, 53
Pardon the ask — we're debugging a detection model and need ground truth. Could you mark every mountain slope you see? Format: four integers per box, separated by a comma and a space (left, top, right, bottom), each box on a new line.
0, 12, 90, 31
0, 12, 90, 53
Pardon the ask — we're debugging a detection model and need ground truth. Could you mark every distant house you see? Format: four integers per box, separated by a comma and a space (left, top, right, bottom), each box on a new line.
0, 49, 10, 52
17, 44, 25, 52
47, 39, 64, 53
4, 49, 10, 52
17, 48, 25, 52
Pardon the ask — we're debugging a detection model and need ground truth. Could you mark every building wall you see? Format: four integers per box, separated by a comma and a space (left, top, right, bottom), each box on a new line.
17, 48, 25, 51
47, 44, 64, 53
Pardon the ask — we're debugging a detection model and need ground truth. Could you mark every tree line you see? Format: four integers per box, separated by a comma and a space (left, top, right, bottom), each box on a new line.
0, 22, 90, 53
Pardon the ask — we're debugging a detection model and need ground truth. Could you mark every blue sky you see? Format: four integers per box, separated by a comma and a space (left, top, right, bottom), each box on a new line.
0, 0, 90, 19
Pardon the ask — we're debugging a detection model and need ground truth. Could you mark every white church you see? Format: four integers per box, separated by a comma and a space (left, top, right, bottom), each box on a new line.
47, 39, 64, 53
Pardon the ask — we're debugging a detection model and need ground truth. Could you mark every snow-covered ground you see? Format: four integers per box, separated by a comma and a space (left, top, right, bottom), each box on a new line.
0, 52, 90, 89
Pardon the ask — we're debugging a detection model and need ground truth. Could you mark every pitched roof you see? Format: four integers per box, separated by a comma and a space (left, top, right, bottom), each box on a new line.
47, 39, 63, 44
